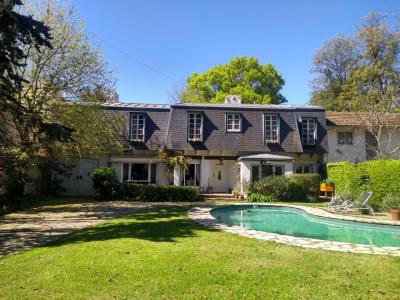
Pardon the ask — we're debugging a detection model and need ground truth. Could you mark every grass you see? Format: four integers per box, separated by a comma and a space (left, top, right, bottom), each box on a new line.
0, 206, 399, 299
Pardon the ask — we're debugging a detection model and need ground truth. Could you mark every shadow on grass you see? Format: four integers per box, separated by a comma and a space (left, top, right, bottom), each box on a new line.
45, 206, 208, 246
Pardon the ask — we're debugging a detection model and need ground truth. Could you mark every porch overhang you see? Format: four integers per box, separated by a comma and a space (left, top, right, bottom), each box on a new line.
237, 153, 294, 162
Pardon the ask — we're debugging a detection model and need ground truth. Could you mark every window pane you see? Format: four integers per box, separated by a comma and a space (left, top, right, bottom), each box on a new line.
261, 165, 273, 178
226, 114, 240, 131
150, 164, 157, 183
265, 115, 279, 142
303, 165, 312, 173
294, 165, 303, 174
302, 118, 315, 145
274, 165, 284, 176
346, 132, 353, 144
131, 164, 148, 181
131, 114, 145, 141
251, 166, 260, 182
123, 163, 129, 181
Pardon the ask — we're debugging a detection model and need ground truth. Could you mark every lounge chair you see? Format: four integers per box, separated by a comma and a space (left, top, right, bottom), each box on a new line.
330, 191, 375, 216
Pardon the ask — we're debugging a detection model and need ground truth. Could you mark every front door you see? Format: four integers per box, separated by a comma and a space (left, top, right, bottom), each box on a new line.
213, 162, 229, 193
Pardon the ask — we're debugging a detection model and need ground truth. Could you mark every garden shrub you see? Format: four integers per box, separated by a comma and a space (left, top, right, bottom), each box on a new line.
122, 183, 197, 202
249, 176, 291, 201
290, 174, 320, 202
248, 174, 320, 202
382, 194, 400, 210
247, 193, 273, 202
327, 160, 400, 209
92, 167, 120, 200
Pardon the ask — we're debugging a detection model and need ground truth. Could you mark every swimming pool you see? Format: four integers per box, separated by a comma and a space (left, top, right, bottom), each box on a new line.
211, 205, 400, 248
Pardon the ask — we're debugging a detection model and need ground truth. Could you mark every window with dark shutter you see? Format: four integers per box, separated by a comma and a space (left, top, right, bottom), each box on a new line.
226, 113, 241, 132
188, 112, 203, 141
301, 118, 316, 145
131, 113, 145, 142
264, 114, 280, 143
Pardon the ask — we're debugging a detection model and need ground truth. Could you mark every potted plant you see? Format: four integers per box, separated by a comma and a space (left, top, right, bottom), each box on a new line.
383, 194, 400, 221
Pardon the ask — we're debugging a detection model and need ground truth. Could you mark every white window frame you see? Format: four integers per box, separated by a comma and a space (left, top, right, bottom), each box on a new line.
301, 118, 317, 145
294, 164, 313, 174
264, 114, 280, 143
188, 112, 203, 142
121, 162, 156, 183
251, 164, 285, 181
130, 113, 146, 142
225, 113, 242, 132
337, 131, 353, 145
182, 163, 201, 187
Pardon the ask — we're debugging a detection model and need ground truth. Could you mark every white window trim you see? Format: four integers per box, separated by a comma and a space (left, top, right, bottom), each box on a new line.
130, 113, 146, 142
251, 163, 286, 181
301, 117, 317, 145
294, 164, 313, 174
225, 113, 242, 132
187, 112, 203, 142
182, 163, 201, 186
121, 162, 155, 183
264, 114, 280, 143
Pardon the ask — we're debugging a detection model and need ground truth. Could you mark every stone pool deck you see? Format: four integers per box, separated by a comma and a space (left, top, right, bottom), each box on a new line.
188, 204, 400, 256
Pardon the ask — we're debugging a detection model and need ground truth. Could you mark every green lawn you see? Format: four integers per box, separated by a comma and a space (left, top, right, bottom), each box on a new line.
0, 206, 399, 299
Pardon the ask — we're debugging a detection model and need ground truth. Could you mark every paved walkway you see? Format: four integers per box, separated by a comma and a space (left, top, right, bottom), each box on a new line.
0, 201, 181, 256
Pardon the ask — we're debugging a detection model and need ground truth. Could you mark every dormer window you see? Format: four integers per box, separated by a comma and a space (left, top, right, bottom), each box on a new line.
130, 113, 145, 142
301, 118, 316, 145
264, 114, 280, 143
226, 113, 241, 132
188, 112, 203, 142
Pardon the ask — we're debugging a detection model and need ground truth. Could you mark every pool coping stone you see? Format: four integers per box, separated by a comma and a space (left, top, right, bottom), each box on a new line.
188, 203, 400, 256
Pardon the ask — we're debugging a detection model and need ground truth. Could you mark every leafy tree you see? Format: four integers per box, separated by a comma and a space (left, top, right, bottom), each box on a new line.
0, 0, 52, 205
1, 0, 121, 199
311, 13, 400, 159
0, 0, 52, 100
339, 13, 400, 159
310, 36, 359, 110
179, 57, 286, 104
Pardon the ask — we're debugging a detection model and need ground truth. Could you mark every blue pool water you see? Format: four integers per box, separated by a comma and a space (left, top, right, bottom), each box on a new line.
211, 206, 400, 247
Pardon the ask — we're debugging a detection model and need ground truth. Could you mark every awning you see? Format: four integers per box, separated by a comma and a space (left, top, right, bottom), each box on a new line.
237, 153, 294, 162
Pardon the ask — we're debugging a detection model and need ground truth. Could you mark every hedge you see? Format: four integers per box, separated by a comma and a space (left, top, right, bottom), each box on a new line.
327, 160, 400, 209
122, 183, 197, 202
92, 167, 198, 201
248, 174, 320, 202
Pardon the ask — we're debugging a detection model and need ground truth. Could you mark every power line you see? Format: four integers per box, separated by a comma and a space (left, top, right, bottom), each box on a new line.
88, 31, 177, 82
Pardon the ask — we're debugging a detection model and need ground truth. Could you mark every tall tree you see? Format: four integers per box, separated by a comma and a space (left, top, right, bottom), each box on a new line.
179, 57, 286, 104
310, 36, 359, 110
0, 0, 52, 204
311, 13, 400, 159
1, 0, 121, 200
339, 13, 400, 159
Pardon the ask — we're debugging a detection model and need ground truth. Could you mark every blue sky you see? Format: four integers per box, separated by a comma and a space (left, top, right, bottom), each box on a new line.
70, 0, 399, 105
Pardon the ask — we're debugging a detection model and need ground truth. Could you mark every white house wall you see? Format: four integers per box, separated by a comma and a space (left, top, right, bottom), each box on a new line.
327, 127, 367, 162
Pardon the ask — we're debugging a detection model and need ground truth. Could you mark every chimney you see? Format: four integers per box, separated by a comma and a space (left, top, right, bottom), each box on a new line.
224, 95, 241, 104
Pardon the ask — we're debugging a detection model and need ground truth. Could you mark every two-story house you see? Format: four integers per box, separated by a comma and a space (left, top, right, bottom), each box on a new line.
95, 98, 328, 195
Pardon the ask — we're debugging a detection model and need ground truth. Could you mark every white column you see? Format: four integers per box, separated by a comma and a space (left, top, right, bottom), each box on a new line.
200, 157, 208, 193
173, 165, 180, 186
